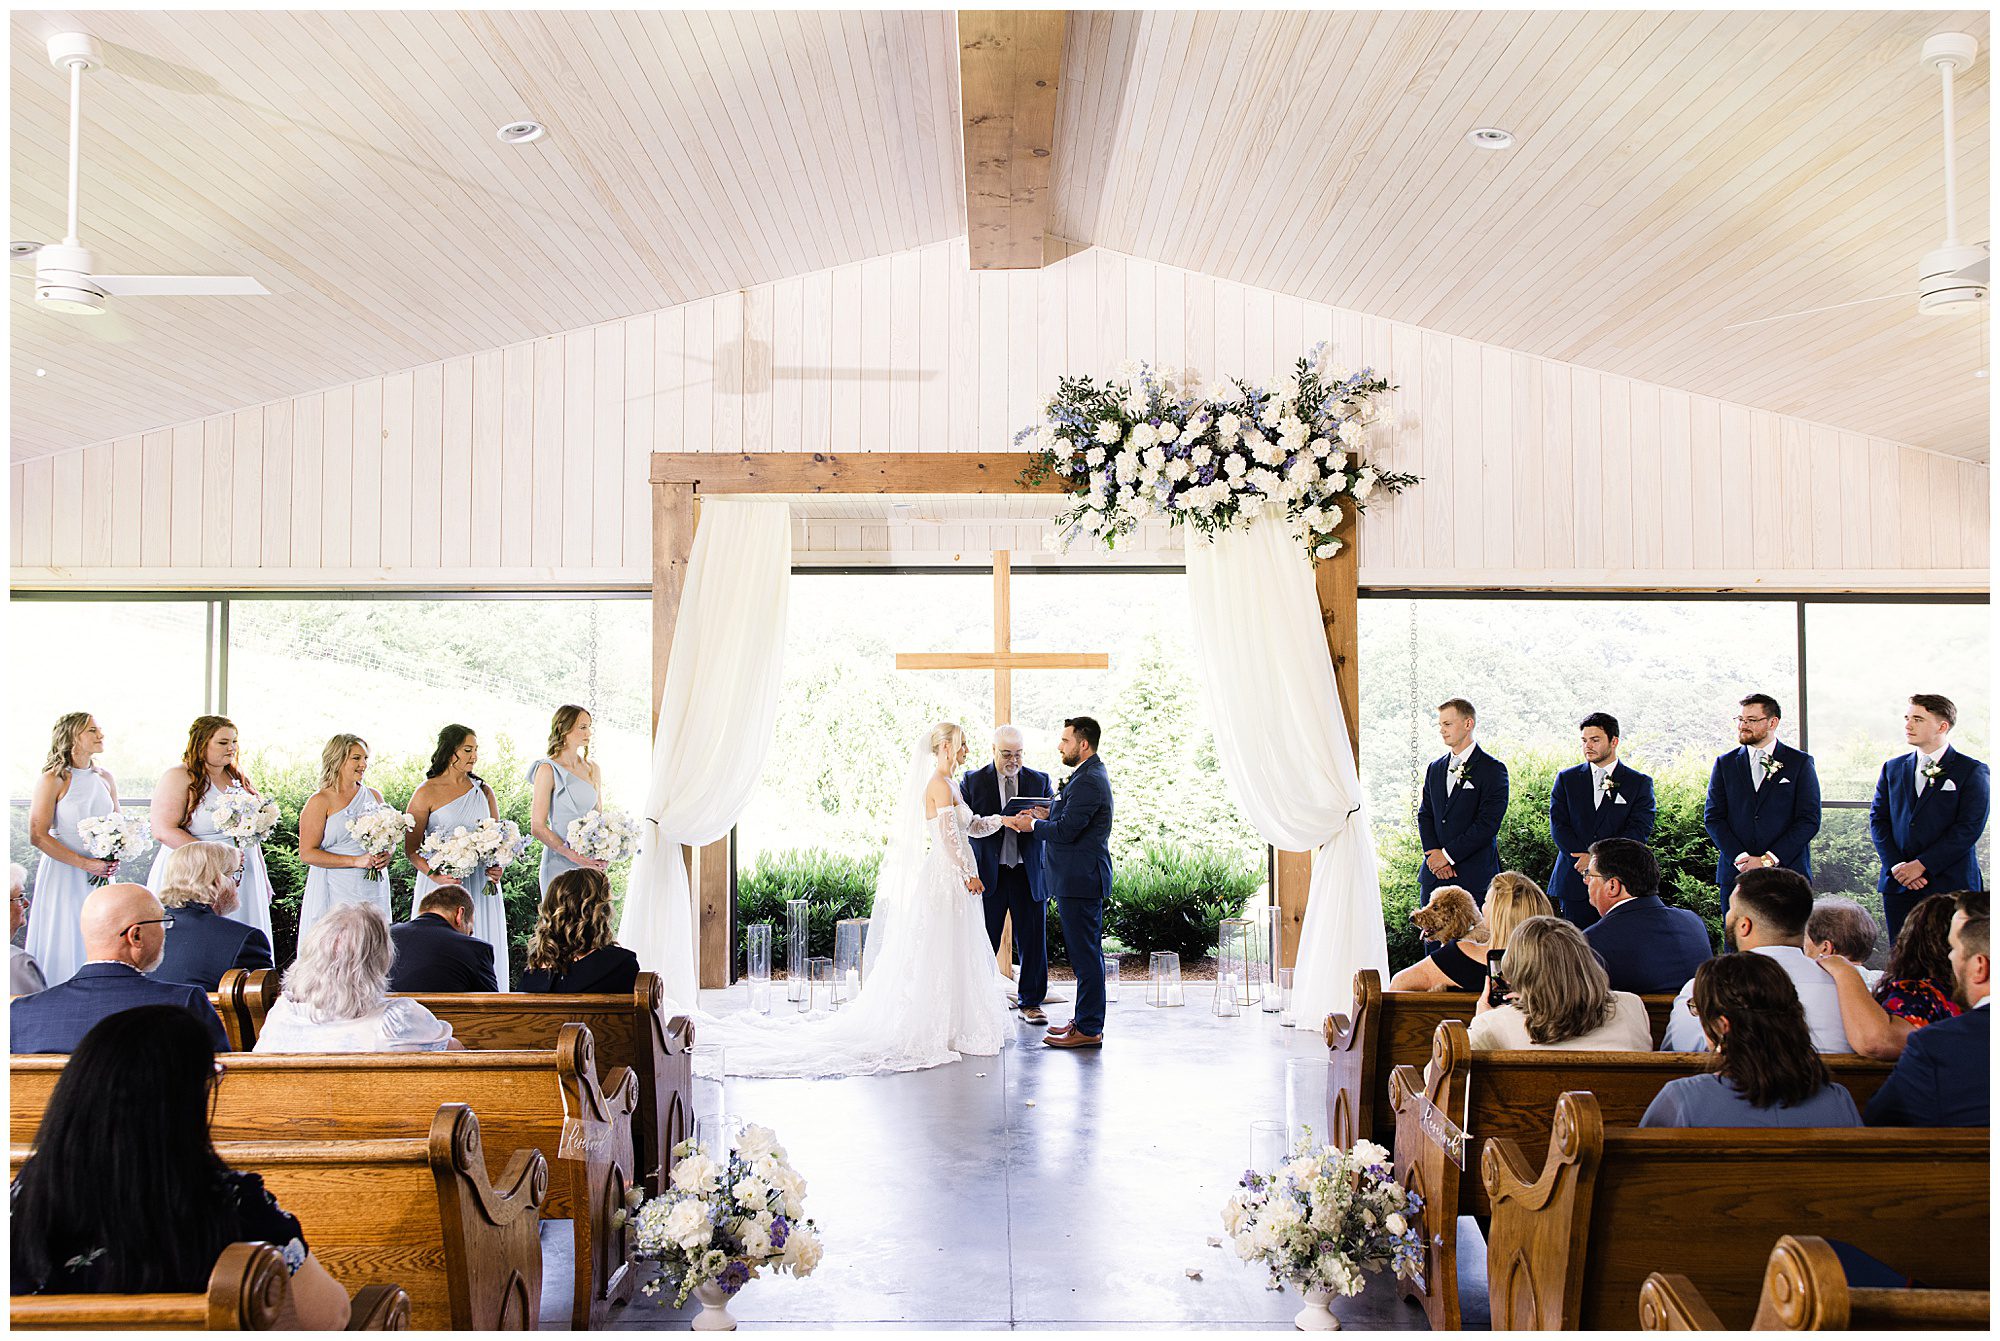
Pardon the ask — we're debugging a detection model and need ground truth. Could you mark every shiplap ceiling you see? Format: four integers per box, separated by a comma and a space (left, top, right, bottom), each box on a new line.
10, 9, 1991, 463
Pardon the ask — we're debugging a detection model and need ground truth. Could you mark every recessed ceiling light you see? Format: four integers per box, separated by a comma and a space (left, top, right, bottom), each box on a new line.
11, 240, 43, 256
1467, 127, 1515, 150
34, 368, 47, 377
497, 120, 546, 145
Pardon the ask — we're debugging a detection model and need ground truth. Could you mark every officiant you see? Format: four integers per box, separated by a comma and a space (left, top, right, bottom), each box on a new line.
963, 725, 1052, 1025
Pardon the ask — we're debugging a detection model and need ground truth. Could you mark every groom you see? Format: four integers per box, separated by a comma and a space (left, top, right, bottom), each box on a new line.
1004, 716, 1113, 1050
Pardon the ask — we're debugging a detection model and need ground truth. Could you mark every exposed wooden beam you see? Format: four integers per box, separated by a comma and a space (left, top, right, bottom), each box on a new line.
958, 10, 1066, 270
650, 452, 1062, 493
895, 652, 1113, 671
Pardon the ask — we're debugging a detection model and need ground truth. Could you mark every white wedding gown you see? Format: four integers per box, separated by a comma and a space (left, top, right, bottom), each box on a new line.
704, 779, 1012, 1078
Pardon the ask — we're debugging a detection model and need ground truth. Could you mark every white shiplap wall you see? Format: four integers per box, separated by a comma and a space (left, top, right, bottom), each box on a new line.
10, 237, 1988, 589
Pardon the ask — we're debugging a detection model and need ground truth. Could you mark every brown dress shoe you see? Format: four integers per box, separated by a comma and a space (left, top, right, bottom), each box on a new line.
1044, 1020, 1074, 1037
1020, 1006, 1047, 1024
1044, 1030, 1103, 1049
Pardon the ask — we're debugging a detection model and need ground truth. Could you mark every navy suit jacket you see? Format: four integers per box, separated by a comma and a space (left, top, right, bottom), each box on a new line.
961, 763, 1050, 903
1864, 1003, 1989, 1127
1869, 747, 1989, 893
1703, 741, 1821, 894
1581, 895, 1714, 997
1032, 755, 1114, 902
10, 961, 231, 1054
1416, 746, 1509, 901
1547, 763, 1657, 911
148, 903, 273, 994
388, 914, 499, 994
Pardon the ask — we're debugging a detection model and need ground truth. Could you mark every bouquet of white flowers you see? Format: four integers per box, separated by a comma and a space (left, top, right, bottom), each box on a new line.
565, 808, 641, 865
418, 825, 486, 885
74, 812, 154, 887
207, 792, 282, 851
470, 818, 529, 873
345, 806, 416, 883
629, 1125, 822, 1307
1221, 1134, 1425, 1303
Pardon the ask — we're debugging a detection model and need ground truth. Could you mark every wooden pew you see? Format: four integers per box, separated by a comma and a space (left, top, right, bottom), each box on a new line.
12, 1024, 637, 1330
1387, 1020, 1895, 1330
1640, 1234, 1991, 1331
1322, 969, 1676, 1150
208, 967, 276, 1051
13, 1105, 543, 1330
1481, 1092, 1989, 1330
11, 1241, 410, 1330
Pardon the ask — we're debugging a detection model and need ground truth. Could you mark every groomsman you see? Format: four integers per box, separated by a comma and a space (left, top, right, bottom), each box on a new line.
1703, 693, 1822, 899
1548, 713, 1657, 929
1417, 699, 1509, 909
1870, 694, 1990, 942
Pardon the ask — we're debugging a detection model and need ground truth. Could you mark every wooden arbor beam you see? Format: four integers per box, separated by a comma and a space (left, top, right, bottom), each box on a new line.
651, 451, 1062, 494
958, 10, 1066, 270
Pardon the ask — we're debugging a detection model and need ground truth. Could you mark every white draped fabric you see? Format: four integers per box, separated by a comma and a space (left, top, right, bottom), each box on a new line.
620, 500, 792, 1009
1183, 518, 1386, 1024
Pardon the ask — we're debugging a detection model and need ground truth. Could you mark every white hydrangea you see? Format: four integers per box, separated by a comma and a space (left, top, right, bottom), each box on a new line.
1337, 419, 1366, 447
1095, 420, 1120, 444
1218, 411, 1242, 438
1258, 404, 1282, 429
1156, 420, 1180, 443
664, 1199, 713, 1252
1191, 443, 1214, 467
1084, 446, 1106, 468
1130, 422, 1157, 450
1353, 469, 1377, 501
1166, 458, 1190, 482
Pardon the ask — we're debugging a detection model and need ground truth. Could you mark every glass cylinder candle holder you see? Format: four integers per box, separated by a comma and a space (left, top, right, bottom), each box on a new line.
1103, 954, 1120, 1003
1212, 969, 1241, 1017
745, 923, 773, 984
1146, 950, 1184, 1007
1250, 904, 1281, 1001
1250, 1119, 1287, 1175
807, 957, 837, 1013
691, 1043, 727, 1128
1275, 966, 1297, 1027
785, 899, 810, 1001
1284, 1057, 1320, 1151
834, 918, 869, 1003
1216, 918, 1257, 1006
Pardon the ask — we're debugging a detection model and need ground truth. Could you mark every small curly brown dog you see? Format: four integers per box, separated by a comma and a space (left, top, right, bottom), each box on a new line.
1410, 885, 1486, 944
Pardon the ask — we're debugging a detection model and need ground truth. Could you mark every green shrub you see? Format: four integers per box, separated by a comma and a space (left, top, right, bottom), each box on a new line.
735, 848, 880, 972
1103, 844, 1261, 963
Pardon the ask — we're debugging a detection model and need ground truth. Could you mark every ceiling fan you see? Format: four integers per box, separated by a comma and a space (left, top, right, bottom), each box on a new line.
19, 32, 268, 317
1726, 31, 1987, 331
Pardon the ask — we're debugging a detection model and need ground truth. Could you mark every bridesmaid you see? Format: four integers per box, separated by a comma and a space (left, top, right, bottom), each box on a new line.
297, 734, 393, 944
405, 724, 512, 989
25, 712, 120, 986
528, 704, 610, 894
148, 716, 275, 944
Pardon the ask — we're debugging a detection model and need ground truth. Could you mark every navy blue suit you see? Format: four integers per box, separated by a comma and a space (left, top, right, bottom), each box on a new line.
1548, 763, 1657, 928
388, 913, 499, 994
1864, 1003, 1989, 1127
148, 903, 273, 993
10, 961, 231, 1054
1870, 747, 1990, 942
1582, 895, 1713, 997
1032, 755, 1114, 1035
962, 763, 1050, 1010
1703, 741, 1821, 897
1416, 746, 1509, 904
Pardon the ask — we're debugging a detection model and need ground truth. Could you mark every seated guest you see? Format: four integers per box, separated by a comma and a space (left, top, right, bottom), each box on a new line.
9, 884, 229, 1054
1580, 837, 1713, 995
1816, 890, 1963, 1061
1389, 873, 1552, 992
254, 904, 459, 1053
1661, 867, 1851, 1053
9, 1005, 350, 1326
1469, 915, 1652, 1051
1641, 953, 1861, 1128
387, 885, 499, 994
521, 868, 641, 995
150, 841, 274, 992
11, 862, 46, 995
1865, 889, 1989, 1127
1803, 896, 1882, 987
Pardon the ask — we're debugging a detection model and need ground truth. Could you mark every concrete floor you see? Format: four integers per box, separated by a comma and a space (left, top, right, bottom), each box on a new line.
577, 981, 1486, 1332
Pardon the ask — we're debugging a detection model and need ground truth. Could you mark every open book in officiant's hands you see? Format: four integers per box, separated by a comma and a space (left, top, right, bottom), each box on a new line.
1002, 796, 1054, 815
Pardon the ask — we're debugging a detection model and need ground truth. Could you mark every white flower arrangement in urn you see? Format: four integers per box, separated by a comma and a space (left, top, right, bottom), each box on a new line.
628, 1124, 822, 1330
1221, 1133, 1426, 1330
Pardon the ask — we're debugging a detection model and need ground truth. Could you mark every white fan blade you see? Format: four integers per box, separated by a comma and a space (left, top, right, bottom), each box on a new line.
93, 274, 269, 297
1954, 255, 1989, 284
1723, 291, 1914, 331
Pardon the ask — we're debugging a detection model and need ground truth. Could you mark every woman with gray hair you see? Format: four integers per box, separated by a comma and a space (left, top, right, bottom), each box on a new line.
151, 840, 272, 992
11, 863, 45, 995
252, 904, 458, 1053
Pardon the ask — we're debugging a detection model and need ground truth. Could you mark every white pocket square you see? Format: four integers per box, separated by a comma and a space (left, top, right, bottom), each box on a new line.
1944, 779, 1959, 792
1779, 777, 1792, 784
1460, 782, 1475, 790
1613, 794, 1628, 805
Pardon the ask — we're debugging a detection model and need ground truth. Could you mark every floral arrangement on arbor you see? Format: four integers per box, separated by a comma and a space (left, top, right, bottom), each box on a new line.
1016, 343, 1418, 557
629, 1125, 822, 1307
1221, 1135, 1426, 1302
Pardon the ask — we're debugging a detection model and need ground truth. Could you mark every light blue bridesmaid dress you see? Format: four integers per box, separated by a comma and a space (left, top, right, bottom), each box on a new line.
527, 758, 600, 893
146, 780, 275, 945
25, 766, 117, 986
410, 782, 513, 990
297, 785, 392, 945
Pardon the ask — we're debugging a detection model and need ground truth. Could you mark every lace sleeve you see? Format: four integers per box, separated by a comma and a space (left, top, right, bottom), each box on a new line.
934, 808, 981, 888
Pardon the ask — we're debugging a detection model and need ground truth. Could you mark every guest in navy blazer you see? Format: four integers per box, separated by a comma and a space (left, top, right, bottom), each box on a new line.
962, 726, 1051, 1021
1866, 890, 1989, 1127
1548, 713, 1657, 929
1581, 838, 1714, 996
149, 840, 273, 993
387, 886, 499, 994
1703, 693, 1821, 899
1417, 698, 1510, 909
1870, 694, 1990, 943
9, 883, 230, 1054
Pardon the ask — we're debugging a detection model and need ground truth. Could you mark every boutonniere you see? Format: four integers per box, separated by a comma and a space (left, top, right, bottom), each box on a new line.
1758, 754, 1783, 779
1921, 759, 1946, 782
1599, 774, 1619, 796
1447, 758, 1470, 784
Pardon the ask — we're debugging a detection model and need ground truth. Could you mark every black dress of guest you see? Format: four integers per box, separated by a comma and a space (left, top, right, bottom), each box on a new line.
518, 944, 641, 995
10, 1170, 308, 1294
1427, 941, 1493, 992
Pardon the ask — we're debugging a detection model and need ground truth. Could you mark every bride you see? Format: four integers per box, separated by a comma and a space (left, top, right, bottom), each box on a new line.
704, 722, 1012, 1078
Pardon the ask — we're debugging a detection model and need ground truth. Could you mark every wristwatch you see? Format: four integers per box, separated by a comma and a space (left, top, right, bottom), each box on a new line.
1761, 854, 1777, 868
